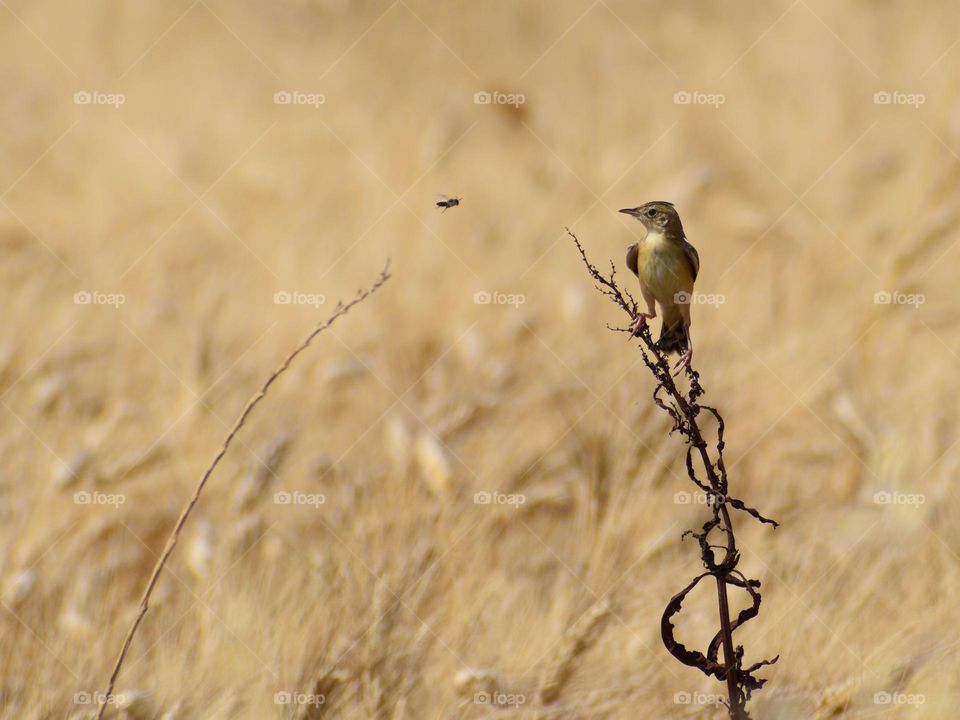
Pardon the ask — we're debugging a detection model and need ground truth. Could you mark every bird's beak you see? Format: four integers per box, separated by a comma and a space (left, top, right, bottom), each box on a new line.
619, 207, 641, 217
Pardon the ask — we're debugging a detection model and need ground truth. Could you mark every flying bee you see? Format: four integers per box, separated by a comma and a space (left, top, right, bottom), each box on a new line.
436, 195, 462, 213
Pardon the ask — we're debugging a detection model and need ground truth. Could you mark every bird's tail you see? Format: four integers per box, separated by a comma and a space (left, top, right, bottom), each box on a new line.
656, 319, 688, 356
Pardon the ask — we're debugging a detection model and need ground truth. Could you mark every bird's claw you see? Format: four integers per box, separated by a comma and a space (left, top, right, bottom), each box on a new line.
628, 313, 652, 337
672, 348, 693, 376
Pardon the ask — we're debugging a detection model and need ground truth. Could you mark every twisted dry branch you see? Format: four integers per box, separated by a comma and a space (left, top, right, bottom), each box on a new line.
568, 229, 778, 719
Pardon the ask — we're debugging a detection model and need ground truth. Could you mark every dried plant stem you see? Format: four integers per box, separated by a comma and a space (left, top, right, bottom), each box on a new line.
95, 263, 391, 720
715, 567, 739, 714
568, 228, 778, 719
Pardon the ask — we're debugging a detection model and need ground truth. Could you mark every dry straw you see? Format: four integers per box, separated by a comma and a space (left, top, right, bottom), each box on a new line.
95, 263, 391, 720
537, 597, 611, 705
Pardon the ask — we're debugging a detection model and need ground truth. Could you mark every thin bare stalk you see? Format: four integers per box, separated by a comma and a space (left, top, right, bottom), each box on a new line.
95, 263, 391, 720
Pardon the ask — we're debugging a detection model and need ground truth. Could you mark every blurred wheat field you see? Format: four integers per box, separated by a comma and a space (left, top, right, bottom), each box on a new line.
3, 0, 960, 717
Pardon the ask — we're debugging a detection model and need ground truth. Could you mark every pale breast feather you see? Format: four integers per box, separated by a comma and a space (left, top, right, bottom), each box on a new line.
640, 250, 682, 295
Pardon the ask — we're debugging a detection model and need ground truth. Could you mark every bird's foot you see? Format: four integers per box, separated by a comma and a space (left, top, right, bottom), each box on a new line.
672, 347, 693, 376
629, 313, 654, 337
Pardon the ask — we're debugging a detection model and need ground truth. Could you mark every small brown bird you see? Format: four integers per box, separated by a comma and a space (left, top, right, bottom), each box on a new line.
619, 201, 700, 371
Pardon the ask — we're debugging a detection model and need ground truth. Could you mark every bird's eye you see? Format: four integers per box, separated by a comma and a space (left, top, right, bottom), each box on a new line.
645, 208, 657, 218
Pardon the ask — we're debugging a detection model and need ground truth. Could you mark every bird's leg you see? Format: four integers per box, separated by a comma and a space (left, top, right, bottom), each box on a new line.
629, 314, 650, 335
630, 296, 657, 336
672, 330, 693, 375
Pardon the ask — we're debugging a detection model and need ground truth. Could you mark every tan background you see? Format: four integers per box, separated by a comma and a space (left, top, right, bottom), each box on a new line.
2, 0, 960, 717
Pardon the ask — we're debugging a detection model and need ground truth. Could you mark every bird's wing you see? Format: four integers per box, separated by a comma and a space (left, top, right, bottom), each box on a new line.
682, 241, 700, 281
626, 243, 639, 277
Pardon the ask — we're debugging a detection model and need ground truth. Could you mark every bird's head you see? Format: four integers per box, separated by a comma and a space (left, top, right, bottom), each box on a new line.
619, 201, 684, 238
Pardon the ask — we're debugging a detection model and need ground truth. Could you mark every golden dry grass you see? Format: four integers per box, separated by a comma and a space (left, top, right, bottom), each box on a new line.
2, 1, 960, 718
